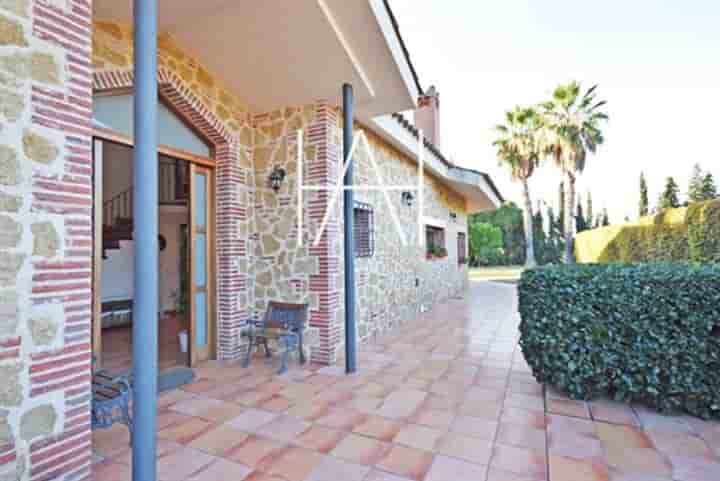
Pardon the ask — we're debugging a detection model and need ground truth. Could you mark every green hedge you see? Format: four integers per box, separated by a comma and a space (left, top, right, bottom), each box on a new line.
518, 264, 720, 418
688, 200, 720, 263
576, 199, 720, 263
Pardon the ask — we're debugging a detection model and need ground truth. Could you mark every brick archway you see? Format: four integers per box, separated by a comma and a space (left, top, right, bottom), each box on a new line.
92, 67, 248, 360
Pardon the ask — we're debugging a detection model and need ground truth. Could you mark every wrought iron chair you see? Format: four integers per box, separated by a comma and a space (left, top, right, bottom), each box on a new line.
243, 301, 308, 374
91, 369, 133, 441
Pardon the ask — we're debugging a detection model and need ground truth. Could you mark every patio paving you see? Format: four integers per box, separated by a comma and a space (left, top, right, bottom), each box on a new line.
92, 281, 720, 481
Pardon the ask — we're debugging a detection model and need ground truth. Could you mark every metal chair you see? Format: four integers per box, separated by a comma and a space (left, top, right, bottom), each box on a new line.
91, 370, 133, 442
243, 301, 308, 374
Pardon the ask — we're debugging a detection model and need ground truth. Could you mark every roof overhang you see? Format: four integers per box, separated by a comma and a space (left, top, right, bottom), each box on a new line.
93, 0, 421, 117
369, 115, 502, 213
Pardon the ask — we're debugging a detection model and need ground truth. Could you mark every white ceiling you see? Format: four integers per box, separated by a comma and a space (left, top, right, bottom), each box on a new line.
93, 0, 418, 117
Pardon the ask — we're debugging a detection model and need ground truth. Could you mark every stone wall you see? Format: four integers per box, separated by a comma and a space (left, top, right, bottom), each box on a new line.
1, 0, 94, 479
339, 125, 469, 347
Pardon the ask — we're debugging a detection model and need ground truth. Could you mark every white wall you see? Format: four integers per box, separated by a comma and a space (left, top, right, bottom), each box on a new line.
101, 208, 188, 314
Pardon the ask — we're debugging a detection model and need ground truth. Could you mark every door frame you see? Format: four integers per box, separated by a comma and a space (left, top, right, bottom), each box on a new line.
91, 128, 217, 368
189, 164, 216, 364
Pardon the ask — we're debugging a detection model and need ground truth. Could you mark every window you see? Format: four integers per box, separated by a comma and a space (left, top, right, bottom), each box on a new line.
425, 225, 447, 259
354, 201, 374, 258
457, 232, 467, 265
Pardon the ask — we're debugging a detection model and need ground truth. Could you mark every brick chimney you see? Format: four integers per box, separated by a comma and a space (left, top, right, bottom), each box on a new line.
414, 85, 441, 148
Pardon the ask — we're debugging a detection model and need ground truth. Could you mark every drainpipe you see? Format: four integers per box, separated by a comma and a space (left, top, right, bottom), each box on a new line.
343, 83, 357, 373
132, 1, 159, 480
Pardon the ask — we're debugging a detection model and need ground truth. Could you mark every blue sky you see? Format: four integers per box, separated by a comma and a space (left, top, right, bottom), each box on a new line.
391, 0, 720, 221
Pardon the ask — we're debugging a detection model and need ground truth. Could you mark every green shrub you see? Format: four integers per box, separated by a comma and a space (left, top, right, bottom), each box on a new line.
518, 264, 720, 419
688, 200, 720, 263
576, 200, 720, 264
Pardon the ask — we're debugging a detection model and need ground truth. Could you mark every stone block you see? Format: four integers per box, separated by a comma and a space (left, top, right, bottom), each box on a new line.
0, 363, 23, 406
0, 193, 22, 213
261, 234, 280, 255
0, 252, 24, 287
20, 404, 57, 441
29, 316, 58, 346
0, 291, 17, 336
0, 215, 21, 249
0, 0, 29, 17
23, 130, 59, 164
31, 221, 59, 257
0, 87, 23, 122
30, 52, 60, 84
0, 13, 27, 46
0, 146, 21, 185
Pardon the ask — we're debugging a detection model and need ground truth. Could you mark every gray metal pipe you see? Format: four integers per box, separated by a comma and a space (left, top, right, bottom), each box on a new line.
132, 0, 159, 479
343, 84, 357, 373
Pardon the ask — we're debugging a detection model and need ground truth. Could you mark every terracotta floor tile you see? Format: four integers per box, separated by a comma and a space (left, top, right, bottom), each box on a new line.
317, 408, 367, 431
393, 424, 444, 451
169, 397, 223, 417
465, 386, 505, 403
450, 415, 498, 440
91, 461, 131, 481
156, 446, 216, 481
293, 425, 346, 453
157, 417, 214, 445
549, 454, 609, 481
226, 435, 287, 468
424, 454, 488, 481
459, 400, 503, 420
548, 432, 604, 461
195, 401, 246, 423
352, 416, 404, 441
377, 389, 428, 420
504, 393, 545, 412
486, 467, 544, 481
188, 424, 249, 456
257, 446, 325, 481
243, 470, 288, 481
256, 415, 311, 443
491, 444, 547, 479
181, 379, 218, 395
435, 433, 493, 465
330, 433, 390, 465
596, 423, 653, 449
547, 399, 591, 419
547, 414, 597, 438
363, 469, 415, 481
667, 454, 720, 481
375, 444, 434, 481
496, 422, 546, 450
501, 407, 547, 429
156, 410, 193, 431
604, 446, 673, 477
304, 454, 371, 481
226, 408, 279, 432
412, 408, 455, 431
187, 458, 254, 481
259, 395, 295, 413
589, 401, 640, 426
646, 430, 713, 457
285, 401, 330, 421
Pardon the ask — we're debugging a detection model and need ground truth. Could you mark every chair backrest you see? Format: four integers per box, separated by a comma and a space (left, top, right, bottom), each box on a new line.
263, 301, 309, 331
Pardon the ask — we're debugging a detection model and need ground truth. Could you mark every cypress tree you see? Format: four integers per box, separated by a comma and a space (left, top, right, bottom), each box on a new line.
586, 192, 593, 227
601, 208, 610, 226
701, 172, 717, 200
576, 201, 587, 232
639, 172, 649, 217
688, 163, 705, 202
658, 176, 681, 210
558, 181, 565, 236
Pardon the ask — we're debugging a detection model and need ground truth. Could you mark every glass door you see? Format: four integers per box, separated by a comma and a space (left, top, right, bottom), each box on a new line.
189, 164, 215, 364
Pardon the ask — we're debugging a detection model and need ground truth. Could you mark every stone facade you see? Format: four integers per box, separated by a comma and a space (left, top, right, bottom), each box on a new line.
0, 0, 94, 480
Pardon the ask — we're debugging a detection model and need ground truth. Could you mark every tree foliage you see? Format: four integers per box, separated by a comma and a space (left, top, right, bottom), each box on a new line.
468, 222, 504, 266
471, 202, 525, 266
658, 176, 681, 210
639, 171, 649, 217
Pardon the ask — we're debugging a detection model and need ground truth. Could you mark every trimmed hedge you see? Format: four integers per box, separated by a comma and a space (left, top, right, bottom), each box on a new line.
575, 200, 720, 263
518, 264, 720, 418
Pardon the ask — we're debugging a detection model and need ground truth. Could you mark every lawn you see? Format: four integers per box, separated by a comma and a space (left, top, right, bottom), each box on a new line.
469, 266, 524, 282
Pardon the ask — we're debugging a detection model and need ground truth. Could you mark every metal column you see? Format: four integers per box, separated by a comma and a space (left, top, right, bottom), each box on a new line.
132, 1, 159, 479
343, 84, 357, 373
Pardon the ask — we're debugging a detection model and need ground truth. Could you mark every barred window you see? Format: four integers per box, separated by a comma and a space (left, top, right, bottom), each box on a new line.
457, 232, 467, 264
354, 201, 374, 258
425, 225, 447, 259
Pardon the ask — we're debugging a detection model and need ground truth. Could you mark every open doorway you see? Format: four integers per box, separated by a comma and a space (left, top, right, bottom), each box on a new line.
90, 93, 217, 374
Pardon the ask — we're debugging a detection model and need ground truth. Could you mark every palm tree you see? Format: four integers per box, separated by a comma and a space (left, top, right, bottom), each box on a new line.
493, 106, 543, 267
540, 81, 608, 263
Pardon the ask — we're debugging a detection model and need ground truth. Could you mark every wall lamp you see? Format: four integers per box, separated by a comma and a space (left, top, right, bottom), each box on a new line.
401, 191, 414, 207
269, 166, 286, 192
450, 212, 458, 222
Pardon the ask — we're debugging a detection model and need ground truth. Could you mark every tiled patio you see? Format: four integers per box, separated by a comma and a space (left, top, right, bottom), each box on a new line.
92, 281, 720, 481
